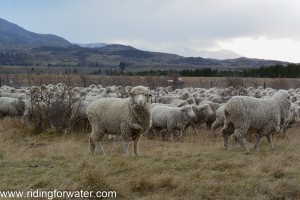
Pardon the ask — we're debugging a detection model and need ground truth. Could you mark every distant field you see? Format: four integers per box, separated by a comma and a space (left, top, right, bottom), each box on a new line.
1, 72, 300, 89
0, 118, 299, 199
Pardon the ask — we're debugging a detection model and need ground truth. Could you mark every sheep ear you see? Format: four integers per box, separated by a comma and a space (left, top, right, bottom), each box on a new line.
129, 91, 134, 97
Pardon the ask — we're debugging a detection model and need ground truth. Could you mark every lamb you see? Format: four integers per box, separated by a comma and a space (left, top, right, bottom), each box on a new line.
0, 97, 25, 118
221, 90, 291, 151
86, 86, 152, 156
150, 105, 195, 141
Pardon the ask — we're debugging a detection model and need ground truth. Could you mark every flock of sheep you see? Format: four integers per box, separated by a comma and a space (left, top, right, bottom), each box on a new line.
1, 83, 300, 155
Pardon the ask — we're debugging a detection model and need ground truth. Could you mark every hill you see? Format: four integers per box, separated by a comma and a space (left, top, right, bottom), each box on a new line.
0, 18, 70, 47
0, 18, 289, 69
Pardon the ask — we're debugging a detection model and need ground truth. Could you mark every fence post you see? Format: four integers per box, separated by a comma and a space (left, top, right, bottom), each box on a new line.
263, 82, 266, 89
211, 81, 213, 88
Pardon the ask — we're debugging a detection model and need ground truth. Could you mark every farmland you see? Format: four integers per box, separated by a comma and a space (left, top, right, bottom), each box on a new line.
0, 118, 299, 199
0, 74, 300, 199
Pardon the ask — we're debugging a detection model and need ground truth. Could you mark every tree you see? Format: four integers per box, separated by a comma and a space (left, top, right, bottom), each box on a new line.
119, 62, 127, 74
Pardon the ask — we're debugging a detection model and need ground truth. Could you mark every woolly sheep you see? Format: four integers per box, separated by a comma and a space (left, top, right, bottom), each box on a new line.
0, 97, 25, 118
211, 105, 226, 135
70, 100, 91, 125
150, 105, 195, 141
280, 103, 300, 135
86, 86, 152, 156
199, 100, 224, 127
184, 104, 214, 135
221, 90, 291, 151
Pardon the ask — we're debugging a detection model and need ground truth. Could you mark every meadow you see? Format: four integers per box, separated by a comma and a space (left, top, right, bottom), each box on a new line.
0, 118, 299, 199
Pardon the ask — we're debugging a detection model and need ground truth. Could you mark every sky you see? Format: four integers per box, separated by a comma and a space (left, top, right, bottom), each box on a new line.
1, 0, 300, 62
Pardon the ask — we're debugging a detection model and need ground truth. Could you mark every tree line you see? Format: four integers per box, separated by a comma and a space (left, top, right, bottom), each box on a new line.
87, 63, 300, 78
134, 63, 300, 78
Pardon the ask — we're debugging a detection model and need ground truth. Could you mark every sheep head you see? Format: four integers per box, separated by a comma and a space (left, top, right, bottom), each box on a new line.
129, 86, 152, 108
180, 105, 195, 119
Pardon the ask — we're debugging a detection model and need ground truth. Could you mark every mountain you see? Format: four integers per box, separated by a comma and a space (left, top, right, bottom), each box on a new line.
76, 43, 107, 48
197, 49, 241, 60
0, 18, 70, 47
0, 18, 289, 69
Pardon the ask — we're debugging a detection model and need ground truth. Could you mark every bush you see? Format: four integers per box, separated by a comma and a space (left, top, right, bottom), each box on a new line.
27, 84, 86, 133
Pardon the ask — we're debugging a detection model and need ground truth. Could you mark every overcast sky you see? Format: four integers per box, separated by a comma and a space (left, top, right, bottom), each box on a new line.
1, 0, 300, 62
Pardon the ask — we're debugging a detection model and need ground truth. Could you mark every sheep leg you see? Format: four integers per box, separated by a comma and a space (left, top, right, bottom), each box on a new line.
233, 128, 247, 151
266, 134, 274, 151
158, 130, 163, 141
168, 128, 174, 142
133, 134, 142, 157
253, 134, 263, 151
211, 121, 221, 141
221, 124, 234, 149
191, 123, 199, 135
179, 129, 184, 142
122, 136, 132, 156
90, 125, 105, 155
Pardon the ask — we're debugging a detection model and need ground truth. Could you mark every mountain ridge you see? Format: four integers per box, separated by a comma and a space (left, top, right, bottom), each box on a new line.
0, 18, 70, 47
0, 18, 290, 68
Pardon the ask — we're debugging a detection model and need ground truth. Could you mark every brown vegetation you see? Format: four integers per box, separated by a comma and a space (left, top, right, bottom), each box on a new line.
0, 117, 299, 199
2, 73, 300, 90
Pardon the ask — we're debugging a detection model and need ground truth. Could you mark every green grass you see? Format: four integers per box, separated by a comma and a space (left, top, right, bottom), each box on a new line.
0, 118, 299, 199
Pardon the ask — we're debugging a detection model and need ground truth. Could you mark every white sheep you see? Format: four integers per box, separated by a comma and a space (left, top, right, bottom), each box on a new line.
86, 86, 152, 156
199, 100, 224, 127
211, 105, 226, 135
0, 97, 25, 118
221, 90, 291, 151
280, 103, 300, 135
150, 105, 195, 141
184, 104, 214, 135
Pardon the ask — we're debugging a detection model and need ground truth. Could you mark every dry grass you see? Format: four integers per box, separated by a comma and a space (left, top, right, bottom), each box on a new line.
0, 118, 300, 199
3, 73, 300, 90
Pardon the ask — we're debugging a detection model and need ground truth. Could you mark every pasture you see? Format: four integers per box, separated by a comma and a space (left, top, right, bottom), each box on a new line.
0, 118, 299, 199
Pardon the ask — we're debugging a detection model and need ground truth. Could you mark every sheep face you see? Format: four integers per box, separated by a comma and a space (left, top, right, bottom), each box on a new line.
129, 86, 152, 108
180, 105, 195, 118
200, 104, 214, 116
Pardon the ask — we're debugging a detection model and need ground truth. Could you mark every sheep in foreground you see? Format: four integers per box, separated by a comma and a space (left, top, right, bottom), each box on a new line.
184, 104, 214, 135
86, 86, 152, 156
150, 105, 195, 141
0, 97, 25, 118
221, 90, 291, 151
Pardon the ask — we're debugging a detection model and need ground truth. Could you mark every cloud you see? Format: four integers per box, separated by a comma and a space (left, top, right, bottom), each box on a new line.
1, 0, 300, 62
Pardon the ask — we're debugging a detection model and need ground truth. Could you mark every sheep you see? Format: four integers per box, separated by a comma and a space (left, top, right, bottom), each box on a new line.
0, 97, 25, 118
221, 90, 291, 151
151, 103, 181, 108
86, 86, 152, 156
280, 104, 300, 135
157, 91, 191, 104
184, 104, 214, 135
150, 105, 195, 141
170, 99, 188, 107
211, 105, 226, 135
70, 100, 91, 126
199, 100, 224, 127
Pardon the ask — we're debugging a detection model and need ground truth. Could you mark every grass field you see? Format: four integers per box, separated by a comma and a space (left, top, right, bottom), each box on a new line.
2, 72, 300, 90
0, 118, 299, 199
